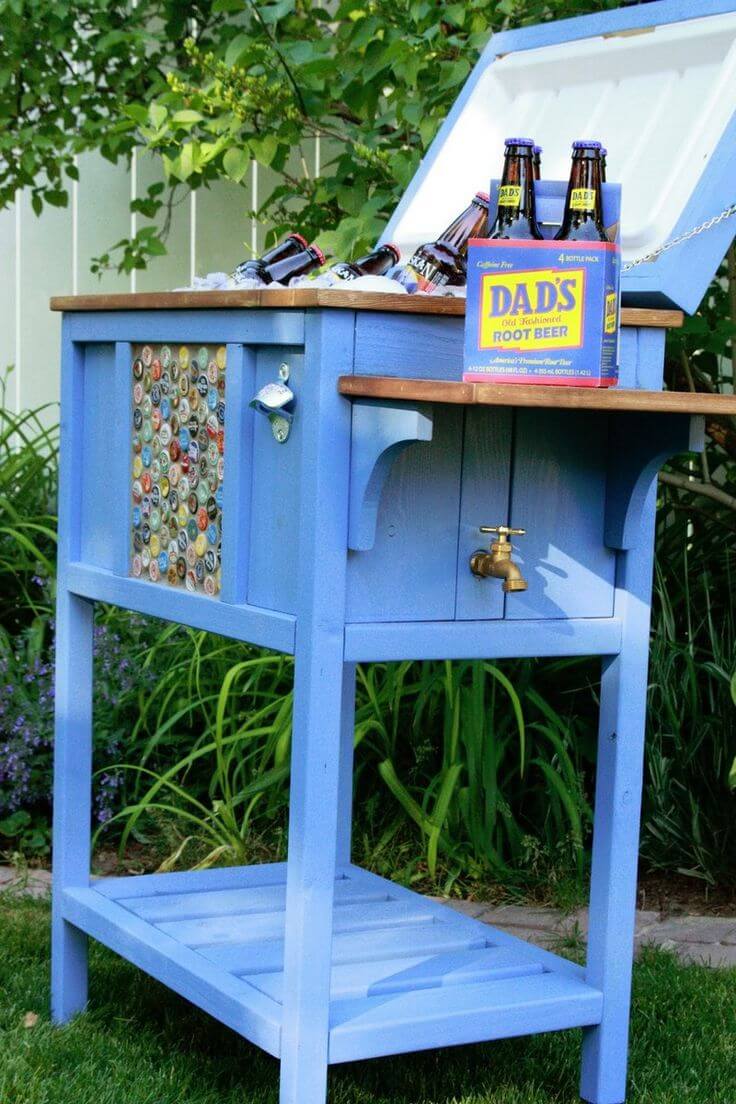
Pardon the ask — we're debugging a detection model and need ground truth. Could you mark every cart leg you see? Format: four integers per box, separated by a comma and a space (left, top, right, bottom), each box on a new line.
51, 590, 94, 1023
279, 644, 350, 1104
279, 310, 354, 1104
335, 662, 357, 867
580, 487, 657, 1104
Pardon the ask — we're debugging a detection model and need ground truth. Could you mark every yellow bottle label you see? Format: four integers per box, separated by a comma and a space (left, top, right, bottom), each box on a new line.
605, 292, 618, 334
570, 188, 596, 212
478, 267, 585, 351
498, 185, 522, 207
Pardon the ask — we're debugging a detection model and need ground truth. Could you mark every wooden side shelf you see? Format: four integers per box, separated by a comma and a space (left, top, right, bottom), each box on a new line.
338, 376, 736, 415
49, 288, 683, 329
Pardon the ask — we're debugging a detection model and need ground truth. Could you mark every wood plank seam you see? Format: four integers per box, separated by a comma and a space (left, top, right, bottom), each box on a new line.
49, 290, 684, 329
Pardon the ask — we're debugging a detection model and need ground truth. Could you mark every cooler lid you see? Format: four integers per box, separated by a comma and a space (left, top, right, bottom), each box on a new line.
382, 0, 736, 312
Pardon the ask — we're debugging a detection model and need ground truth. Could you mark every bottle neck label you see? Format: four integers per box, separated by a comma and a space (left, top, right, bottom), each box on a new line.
570, 187, 596, 212
498, 185, 522, 207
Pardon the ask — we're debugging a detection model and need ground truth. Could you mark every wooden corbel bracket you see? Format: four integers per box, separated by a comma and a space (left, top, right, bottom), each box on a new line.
605, 411, 705, 550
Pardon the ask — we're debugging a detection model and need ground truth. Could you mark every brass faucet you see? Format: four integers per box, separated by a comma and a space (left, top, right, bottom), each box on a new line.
470, 526, 528, 593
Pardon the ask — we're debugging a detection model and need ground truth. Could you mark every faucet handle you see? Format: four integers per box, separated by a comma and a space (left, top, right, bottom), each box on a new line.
480, 525, 526, 539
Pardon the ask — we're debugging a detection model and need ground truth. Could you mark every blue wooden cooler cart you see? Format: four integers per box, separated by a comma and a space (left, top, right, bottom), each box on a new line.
50, 3, 736, 1103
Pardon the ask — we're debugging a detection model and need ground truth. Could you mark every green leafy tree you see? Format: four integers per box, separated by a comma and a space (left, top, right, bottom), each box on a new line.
0, 0, 620, 269
0, 0, 225, 270
129, 0, 621, 260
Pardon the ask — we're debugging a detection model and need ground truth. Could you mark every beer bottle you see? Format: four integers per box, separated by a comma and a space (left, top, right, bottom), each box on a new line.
233, 232, 308, 284
488, 138, 542, 240
264, 243, 326, 285
533, 145, 543, 181
329, 243, 400, 281
600, 147, 608, 182
392, 192, 490, 294
555, 140, 607, 242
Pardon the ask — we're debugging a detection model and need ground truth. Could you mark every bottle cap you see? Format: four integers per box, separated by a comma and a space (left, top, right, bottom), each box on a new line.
309, 243, 326, 266
287, 231, 309, 249
504, 137, 534, 147
474, 191, 490, 204
572, 140, 602, 149
382, 243, 401, 263
533, 145, 543, 155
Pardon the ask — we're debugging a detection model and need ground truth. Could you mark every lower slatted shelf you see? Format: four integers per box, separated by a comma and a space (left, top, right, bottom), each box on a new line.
62, 862, 602, 1063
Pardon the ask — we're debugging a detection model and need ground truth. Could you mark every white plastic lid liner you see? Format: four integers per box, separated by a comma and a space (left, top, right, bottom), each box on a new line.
386, 11, 736, 267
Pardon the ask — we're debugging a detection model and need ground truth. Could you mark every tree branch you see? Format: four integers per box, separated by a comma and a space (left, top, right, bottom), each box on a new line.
659, 470, 736, 512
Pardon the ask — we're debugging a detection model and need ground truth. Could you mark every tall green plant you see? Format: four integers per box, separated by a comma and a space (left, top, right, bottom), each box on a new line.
0, 374, 57, 627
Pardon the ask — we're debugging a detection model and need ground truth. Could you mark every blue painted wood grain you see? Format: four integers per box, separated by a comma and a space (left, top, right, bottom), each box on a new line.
112, 343, 133, 575
62, 886, 282, 1057
344, 616, 622, 663
279, 308, 355, 1104
66, 309, 305, 347
580, 481, 659, 1104
328, 972, 602, 1063
52, 318, 94, 1024
247, 346, 304, 615
93, 861, 288, 899
219, 343, 253, 605
348, 400, 433, 552
455, 406, 513, 621
66, 562, 296, 654
354, 313, 465, 380
346, 405, 464, 623
335, 663, 357, 866
507, 410, 616, 621
79, 343, 118, 572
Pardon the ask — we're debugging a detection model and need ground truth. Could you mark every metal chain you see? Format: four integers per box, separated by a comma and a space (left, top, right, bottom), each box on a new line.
622, 203, 736, 271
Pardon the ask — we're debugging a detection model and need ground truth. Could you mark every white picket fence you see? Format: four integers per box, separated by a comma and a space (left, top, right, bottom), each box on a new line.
0, 146, 317, 414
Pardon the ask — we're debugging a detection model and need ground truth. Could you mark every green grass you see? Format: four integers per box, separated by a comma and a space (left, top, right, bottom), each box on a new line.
1, 895, 734, 1103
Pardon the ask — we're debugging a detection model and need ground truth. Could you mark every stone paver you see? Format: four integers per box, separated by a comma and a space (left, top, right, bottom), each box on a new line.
1, 868, 734, 967
0, 866, 51, 898
439, 897, 736, 969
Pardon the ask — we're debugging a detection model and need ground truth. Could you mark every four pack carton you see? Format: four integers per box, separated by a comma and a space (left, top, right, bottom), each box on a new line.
464, 180, 621, 387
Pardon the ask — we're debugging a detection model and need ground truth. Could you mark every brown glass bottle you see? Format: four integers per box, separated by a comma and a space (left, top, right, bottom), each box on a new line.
233, 232, 308, 283
555, 141, 607, 242
329, 243, 400, 281
264, 243, 326, 284
393, 192, 489, 293
488, 138, 542, 240
533, 145, 543, 181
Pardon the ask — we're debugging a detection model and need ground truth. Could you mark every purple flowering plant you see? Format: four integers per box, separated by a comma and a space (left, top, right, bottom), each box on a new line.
0, 580, 158, 853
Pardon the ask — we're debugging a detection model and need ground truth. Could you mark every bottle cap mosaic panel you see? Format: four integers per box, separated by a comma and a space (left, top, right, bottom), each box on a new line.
130, 343, 225, 596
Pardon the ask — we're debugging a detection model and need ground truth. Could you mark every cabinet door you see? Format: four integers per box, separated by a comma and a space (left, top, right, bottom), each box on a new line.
346, 407, 464, 622
455, 406, 513, 621
505, 409, 616, 621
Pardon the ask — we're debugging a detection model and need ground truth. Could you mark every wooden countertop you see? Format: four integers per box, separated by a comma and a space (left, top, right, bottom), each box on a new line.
49, 288, 683, 329
338, 376, 736, 415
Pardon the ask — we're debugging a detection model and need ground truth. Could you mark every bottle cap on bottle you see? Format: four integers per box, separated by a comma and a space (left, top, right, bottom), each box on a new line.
309, 243, 326, 266
572, 140, 602, 150
474, 191, 490, 204
504, 137, 534, 147
533, 145, 543, 155
381, 243, 401, 263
